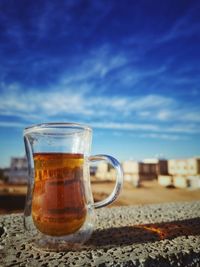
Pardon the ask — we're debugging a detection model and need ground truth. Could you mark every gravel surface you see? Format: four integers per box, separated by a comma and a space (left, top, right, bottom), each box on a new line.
0, 201, 200, 266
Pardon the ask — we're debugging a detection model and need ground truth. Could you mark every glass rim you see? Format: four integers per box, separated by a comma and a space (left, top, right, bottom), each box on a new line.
23, 122, 92, 135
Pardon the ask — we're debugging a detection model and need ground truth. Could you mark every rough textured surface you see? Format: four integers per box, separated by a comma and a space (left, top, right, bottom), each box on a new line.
0, 201, 200, 266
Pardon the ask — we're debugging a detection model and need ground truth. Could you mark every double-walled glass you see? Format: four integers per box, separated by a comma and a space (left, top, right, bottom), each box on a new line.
23, 123, 123, 251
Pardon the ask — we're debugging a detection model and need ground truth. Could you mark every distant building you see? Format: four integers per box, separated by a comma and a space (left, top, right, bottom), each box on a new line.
158, 175, 173, 187
95, 162, 115, 181
122, 160, 139, 186
168, 157, 200, 189
168, 158, 200, 176
7, 157, 28, 184
90, 166, 97, 176
83, 155, 200, 190
2, 168, 10, 180
122, 159, 168, 187
187, 175, 200, 189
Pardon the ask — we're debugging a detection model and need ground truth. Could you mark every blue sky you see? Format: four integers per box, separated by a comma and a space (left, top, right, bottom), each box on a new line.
0, 0, 200, 167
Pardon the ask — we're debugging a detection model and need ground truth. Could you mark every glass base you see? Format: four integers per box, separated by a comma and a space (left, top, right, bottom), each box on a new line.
29, 223, 94, 252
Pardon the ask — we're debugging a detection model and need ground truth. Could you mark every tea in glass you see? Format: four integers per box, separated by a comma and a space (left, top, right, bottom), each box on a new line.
32, 153, 87, 236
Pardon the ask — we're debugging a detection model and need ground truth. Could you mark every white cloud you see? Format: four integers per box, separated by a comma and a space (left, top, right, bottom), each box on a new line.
0, 82, 175, 119
156, 109, 200, 123
158, 8, 200, 43
183, 112, 200, 122
91, 122, 159, 131
156, 110, 172, 121
129, 94, 173, 110
60, 45, 128, 85
90, 121, 200, 135
0, 121, 25, 128
139, 133, 188, 141
0, 79, 199, 137
167, 124, 200, 134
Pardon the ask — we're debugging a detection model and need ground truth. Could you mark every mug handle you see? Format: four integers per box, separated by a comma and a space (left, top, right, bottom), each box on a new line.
89, 154, 123, 209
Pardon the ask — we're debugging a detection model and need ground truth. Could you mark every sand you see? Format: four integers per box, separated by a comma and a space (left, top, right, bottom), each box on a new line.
91, 180, 200, 206
0, 180, 200, 214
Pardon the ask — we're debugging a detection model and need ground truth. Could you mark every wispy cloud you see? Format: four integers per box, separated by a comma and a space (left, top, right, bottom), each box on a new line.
158, 6, 200, 44
0, 81, 175, 121
139, 133, 188, 141
0, 78, 200, 137
91, 121, 159, 131
90, 121, 200, 135
0, 121, 26, 128
0, 24, 199, 135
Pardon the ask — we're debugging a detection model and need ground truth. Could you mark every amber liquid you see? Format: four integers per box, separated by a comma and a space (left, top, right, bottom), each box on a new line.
32, 153, 87, 236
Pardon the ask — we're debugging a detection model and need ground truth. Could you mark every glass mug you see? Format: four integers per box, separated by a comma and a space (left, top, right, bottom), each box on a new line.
23, 123, 123, 251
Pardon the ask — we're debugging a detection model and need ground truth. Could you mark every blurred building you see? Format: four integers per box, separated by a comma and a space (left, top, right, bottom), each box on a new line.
122, 159, 168, 187
95, 162, 116, 181
5, 157, 28, 184
122, 160, 139, 186
168, 157, 200, 189
168, 158, 200, 176
95, 157, 200, 189
158, 175, 173, 187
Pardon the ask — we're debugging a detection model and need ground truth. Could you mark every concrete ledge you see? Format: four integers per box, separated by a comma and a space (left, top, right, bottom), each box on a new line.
0, 201, 200, 266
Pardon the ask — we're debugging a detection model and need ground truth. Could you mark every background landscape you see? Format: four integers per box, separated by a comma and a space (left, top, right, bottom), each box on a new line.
0, 0, 200, 213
